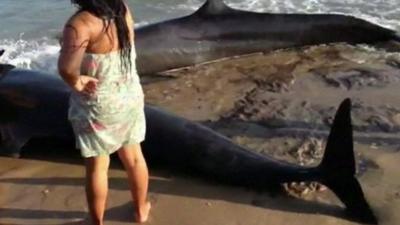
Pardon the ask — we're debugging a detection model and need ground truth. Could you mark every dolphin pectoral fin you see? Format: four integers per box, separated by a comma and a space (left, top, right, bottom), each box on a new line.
0, 148, 21, 158
318, 98, 377, 224
0, 125, 30, 158
0, 140, 26, 158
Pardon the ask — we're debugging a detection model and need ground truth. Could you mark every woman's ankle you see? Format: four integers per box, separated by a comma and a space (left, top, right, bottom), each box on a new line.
135, 201, 151, 223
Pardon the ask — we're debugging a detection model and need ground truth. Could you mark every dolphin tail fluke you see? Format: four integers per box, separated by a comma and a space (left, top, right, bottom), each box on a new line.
324, 176, 377, 224
319, 98, 377, 224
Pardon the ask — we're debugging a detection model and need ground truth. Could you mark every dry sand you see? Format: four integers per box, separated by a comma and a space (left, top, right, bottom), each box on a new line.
1, 43, 400, 225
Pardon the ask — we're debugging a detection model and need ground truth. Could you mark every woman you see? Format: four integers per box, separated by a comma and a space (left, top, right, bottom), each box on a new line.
58, 0, 150, 224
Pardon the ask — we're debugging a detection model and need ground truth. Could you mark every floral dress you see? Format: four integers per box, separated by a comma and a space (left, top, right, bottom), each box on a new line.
68, 46, 146, 158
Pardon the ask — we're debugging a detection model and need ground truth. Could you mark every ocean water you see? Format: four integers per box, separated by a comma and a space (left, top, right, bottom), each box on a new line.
0, 0, 399, 73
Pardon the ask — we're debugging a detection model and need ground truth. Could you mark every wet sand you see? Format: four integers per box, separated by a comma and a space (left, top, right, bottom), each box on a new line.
1, 43, 400, 224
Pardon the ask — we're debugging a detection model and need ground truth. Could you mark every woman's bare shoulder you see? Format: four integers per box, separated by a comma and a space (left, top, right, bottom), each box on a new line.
65, 11, 97, 29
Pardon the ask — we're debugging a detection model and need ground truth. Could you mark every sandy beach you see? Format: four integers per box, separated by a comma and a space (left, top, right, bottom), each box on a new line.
1, 43, 400, 225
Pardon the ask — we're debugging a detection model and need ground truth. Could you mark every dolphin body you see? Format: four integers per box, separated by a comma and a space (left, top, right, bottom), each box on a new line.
135, 0, 400, 74
0, 67, 377, 223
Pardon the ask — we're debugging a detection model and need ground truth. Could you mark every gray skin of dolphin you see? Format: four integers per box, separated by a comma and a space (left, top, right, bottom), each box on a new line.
135, 0, 400, 75
0, 67, 377, 224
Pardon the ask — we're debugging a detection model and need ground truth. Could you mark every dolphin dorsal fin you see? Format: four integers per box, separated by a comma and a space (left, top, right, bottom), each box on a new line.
196, 0, 232, 16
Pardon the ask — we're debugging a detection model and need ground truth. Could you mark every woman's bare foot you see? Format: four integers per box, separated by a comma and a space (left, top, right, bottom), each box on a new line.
136, 201, 151, 223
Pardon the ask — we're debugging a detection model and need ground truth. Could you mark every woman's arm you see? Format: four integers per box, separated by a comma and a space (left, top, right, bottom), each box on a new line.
58, 16, 97, 93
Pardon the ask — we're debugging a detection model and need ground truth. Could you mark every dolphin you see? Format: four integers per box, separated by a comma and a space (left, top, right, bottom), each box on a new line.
134, 0, 400, 75
0, 66, 377, 224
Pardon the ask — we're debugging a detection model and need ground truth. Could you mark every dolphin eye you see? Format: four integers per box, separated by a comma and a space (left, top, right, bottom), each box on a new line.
0, 90, 37, 109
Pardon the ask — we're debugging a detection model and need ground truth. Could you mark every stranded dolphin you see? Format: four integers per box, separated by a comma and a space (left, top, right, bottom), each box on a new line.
0, 67, 377, 224
134, 0, 400, 74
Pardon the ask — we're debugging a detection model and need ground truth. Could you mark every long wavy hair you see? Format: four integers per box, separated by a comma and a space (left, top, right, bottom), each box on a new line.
71, 0, 132, 73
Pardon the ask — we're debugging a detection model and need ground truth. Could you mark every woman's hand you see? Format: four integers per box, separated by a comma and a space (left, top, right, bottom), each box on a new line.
72, 75, 98, 96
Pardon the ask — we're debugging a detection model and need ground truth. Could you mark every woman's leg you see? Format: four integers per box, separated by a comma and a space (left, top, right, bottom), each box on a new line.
117, 144, 151, 223
85, 155, 110, 225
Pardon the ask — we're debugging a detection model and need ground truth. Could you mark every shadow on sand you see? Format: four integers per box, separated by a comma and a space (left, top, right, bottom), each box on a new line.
0, 138, 370, 224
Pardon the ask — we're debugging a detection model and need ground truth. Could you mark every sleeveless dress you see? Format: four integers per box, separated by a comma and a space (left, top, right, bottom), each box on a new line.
68, 46, 146, 158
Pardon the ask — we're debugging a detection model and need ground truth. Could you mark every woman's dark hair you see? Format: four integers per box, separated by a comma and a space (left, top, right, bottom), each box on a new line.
71, 0, 132, 73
